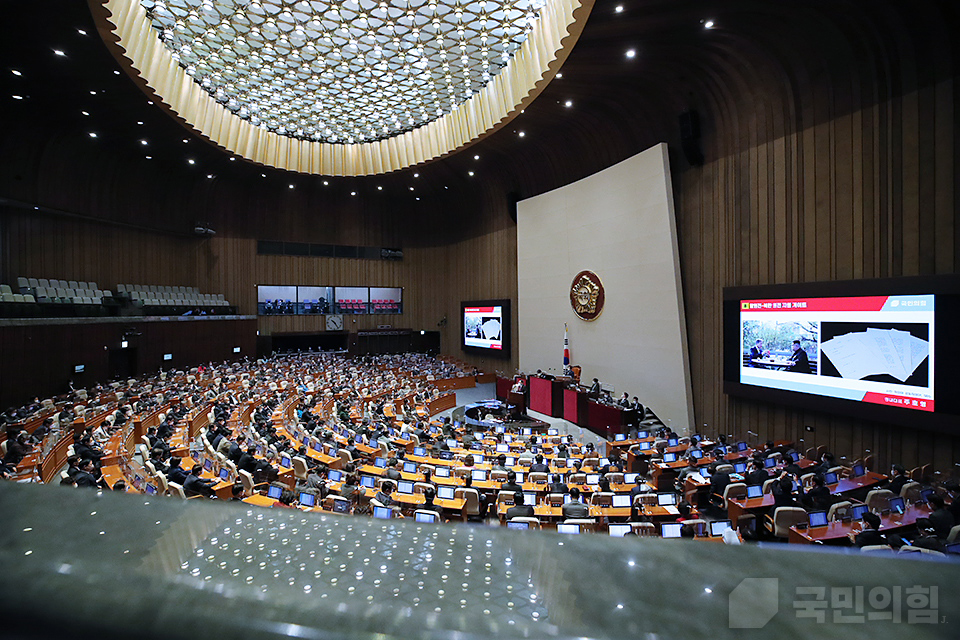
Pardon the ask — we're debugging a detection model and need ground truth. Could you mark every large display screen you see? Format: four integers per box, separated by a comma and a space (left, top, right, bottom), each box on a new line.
461, 299, 510, 358
739, 295, 934, 411
723, 275, 960, 432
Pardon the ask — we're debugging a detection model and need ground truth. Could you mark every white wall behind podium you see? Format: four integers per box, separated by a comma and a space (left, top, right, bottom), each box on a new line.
516, 143, 694, 433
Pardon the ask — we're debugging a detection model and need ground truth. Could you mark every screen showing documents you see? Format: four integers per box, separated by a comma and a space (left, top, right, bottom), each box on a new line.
463, 304, 504, 350
740, 295, 934, 411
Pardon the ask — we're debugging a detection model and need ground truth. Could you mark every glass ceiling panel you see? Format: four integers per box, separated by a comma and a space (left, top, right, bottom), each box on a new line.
141, 0, 548, 144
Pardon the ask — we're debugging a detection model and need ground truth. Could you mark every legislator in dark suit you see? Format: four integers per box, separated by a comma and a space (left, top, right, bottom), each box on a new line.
562, 500, 590, 519
505, 504, 535, 520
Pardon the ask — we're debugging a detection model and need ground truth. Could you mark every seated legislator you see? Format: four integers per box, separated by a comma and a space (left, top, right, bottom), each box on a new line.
562, 487, 590, 518
851, 512, 885, 548
166, 457, 188, 485
183, 465, 217, 498
505, 491, 535, 520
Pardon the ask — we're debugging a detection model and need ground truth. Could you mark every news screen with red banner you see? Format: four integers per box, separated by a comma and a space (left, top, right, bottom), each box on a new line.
739, 294, 934, 411
462, 299, 511, 358
724, 276, 960, 430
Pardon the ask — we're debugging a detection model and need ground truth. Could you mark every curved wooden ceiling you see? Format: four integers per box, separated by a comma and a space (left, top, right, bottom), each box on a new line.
1, 1, 956, 227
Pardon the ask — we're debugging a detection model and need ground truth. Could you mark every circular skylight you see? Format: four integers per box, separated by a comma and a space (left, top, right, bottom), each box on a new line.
141, 0, 547, 144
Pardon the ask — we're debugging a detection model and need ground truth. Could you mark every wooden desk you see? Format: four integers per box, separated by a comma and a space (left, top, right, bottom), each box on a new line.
829, 471, 886, 496
788, 504, 932, 544
243, 494, 278, 508
727, 495, 775, 524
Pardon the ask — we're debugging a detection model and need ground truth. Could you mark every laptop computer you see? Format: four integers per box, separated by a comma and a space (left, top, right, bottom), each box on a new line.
808, 511, 829, 528
888, 496, 905, 514
624, 473, 639, 484
523, 492, 538, 506
413, 446, 426, 456
397, 481, 415, 495
710, 520, 732, 536
415, 511, 437, 523
824, 471, 839, 485
403, 461, 418, 474
557, 523, 580, 534
690, 449, 704, 459
374, 457, 387, 468
764, 457, 777, 468
638, 442, 651, 451
667, 438, 679, 447
637, 431, 649, 439
657, 493, 678, 506
507, 521, 529, 530
267, 485, 283, 499
663, 453, 678, 463
360, 475, 376, 488
472, 469, 488, 482
734, 462, 747, 473
437, 486, 455, 500
585, 473, 600, 485
218, 468, 230, 481
496, 443, 509, 453
614, 434, 627, 442
435, 467, 451, 478
850, 504, 869, 520
299, 492, 315, 507
608, 523, 632, 537
661, 523, 682, 538
373, 506, 393, 519
746, 484, 763, 499
737, 442, 748, 452
327, 469, 342, 482
612, 494, 632, 508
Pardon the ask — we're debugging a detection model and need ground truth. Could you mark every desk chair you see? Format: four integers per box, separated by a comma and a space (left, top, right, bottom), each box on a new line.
684, 519, 708, 537
634, 493, 657, 506
563, 518, 596, 533
455, 487, 481, 520
607, 472, 624, 484
154, 473, 170, 495
590, 492, 614, 506
568, 473, 586, 485
414, 509, 442, 523
765, 506, 807, 539
899, 482, 922, 502
547, 493, 565, 506
632, 522, 656, 537
762, 478, 778, 494
826, 500, 852, 521
946, 524, 960, 544
414, 482, 434, 494
865, 489, 894, 512
496, 491, 516, 506
490, 470, 508, 482
292, 456, 309, 481
899, 546, 944, 557
528, 472, 548, 484
167, 481, 187, 499
860, 545, 893, 553
721, 482, 747, 510
509, 517, 541, 530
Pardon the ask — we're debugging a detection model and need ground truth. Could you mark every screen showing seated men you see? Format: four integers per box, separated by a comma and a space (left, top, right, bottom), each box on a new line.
463, 305, 504, 350
740, 295, 934, 411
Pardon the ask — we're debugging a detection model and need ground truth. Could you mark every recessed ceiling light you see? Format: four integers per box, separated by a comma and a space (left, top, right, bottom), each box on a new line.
182, 139, 188, 143
77, 29, 87, 35
136, 121, 143, 125
468, 171, 475, 176
704, 19, 715, 29
187, 158, 195, 165
414, 172, 419, 177
350, 191, 357, 196
474, 155, 480, 160
229, 157, 236, 161
81, 110, 89, 116
145, 156, 152, 159
517, 131, 525, 137
323, 180, 329, 185
615, 5, 624, 13
207, 174, 214, 179
377, 186, 382, 190
53, 49, 66, 57
288, 184, 294, 189
140, 140, 148, 146
409, 186, 414, 191
89, 90, 96, 95
261, 173, 266, 178
556, 73, 563, 78
626, 49, 637, 58
564, 100, 573, 107
11, 70, 21, 76
88, 132, 97, 138
415, 197, 420, 201
12, 95, 23, 100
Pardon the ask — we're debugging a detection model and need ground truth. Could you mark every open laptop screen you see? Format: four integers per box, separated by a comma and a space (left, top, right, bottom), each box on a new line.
661, 523, 682, 538
710, 520, 732, 536
608, 523, 632, 537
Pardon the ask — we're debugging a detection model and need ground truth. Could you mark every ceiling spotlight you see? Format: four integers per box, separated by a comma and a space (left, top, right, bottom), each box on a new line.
474, 155, 480, 160
136, 121, 143, 125
350, 191, 357, 196
261, 173, 266, 178
414, 172, 419, 177
182, 139, 189, 143
377, 186, 382, 190
77, 29, 87, 35
113, 70, 120, 75
187, 158, 195, 165
229, 157, 236, 161
415, 197, 420, 201
615, 5, 624, 12
53, 49, 66, 56
140, 140, 148, 146
556, 73, 563, 78
288, 184, 294, 189
323, 180, 329, 185
145, 156, 152, 159
88, 132, 97, 138
409, 186, 414, 191
468, 171, 475, 176
11, 69, 22, 76
564, 100, 573, 107
81, 110, 89, 116
12, 95, 23, 100
89, 90, 96, 95
207, 174, 214, 179
517, 131, 525, 137
626, 49, 636, 58
704, 19, 715, 29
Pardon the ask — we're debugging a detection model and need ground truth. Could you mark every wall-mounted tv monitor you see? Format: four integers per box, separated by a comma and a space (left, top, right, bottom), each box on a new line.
462, 299, 511, 358
724, 276, 960, 432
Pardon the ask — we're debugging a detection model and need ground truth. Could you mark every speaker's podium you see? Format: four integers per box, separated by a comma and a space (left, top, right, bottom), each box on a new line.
507, 391, 526, 413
